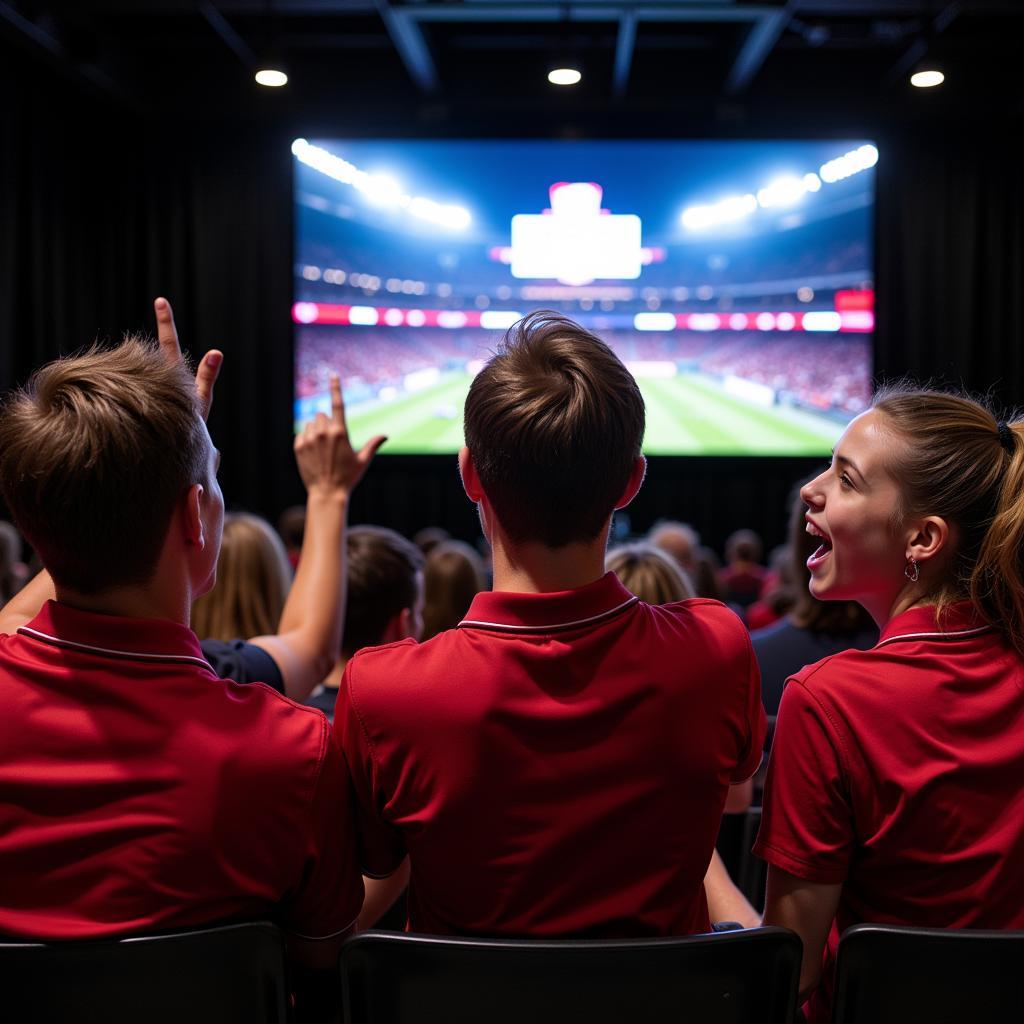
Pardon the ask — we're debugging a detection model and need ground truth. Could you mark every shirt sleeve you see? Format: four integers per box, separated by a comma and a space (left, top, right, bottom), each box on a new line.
334, 658, 408, 878
730, 625, 768, 783
753, 677, 854, 884
199, 638, 285, 693
281, 724, 364, 938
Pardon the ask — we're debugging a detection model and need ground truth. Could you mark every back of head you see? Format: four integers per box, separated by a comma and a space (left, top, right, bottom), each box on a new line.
191, 513, 293, 641
787, 476, 875, 635
0, 338, 207, 594
648, 520, 700, 573
413, 526, 451, 557
344, 526, 425, 655
464, 311, 645, 548
421, 540, 487, 641
871, 386, 1024, 654
607, 543, 695, 605
277, 505, 306, 554
726, 529, 763, 566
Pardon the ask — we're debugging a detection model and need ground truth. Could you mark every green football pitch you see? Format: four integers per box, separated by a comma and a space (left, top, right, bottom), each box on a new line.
342, 371, 844, 456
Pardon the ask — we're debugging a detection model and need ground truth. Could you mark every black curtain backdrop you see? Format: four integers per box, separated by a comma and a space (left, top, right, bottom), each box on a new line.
3, 54, 1023, 557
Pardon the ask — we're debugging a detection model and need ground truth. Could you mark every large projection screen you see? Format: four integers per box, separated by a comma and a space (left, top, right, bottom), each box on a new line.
294, 139, 875, 455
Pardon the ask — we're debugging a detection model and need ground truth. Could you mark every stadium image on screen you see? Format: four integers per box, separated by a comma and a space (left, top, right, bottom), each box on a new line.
293, 139, 875, 455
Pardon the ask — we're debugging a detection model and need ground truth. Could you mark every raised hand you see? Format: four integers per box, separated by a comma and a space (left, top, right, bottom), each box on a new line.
153, 296, 222, 421
294, 375, 387, 497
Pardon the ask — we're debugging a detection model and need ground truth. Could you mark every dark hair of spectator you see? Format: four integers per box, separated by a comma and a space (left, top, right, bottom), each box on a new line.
463, 311, 645, 548
725, 528, 763, 565
692, 546, 726, 601
421, 540, 486, 641
414, 526, 451, 556
0, 337, 207, 593
344, 526, 425, 655
277, 505, 306, 552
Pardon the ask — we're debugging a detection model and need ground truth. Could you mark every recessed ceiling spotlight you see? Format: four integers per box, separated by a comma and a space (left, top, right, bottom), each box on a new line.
548, 67, 582, 86
910, 68, 944, 88
255, 67, 288, 88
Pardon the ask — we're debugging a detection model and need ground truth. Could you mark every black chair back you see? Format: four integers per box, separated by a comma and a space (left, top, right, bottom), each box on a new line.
0, 920, 290, 1024
341, 927, 801, 1024
833, 923, 1024, 1024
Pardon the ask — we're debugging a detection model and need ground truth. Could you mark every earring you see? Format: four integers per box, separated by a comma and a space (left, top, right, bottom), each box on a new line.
904, 556, 920, 583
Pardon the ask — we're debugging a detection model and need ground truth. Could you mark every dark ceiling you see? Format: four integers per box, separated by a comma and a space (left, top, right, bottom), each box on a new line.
4, 1, 1023, 132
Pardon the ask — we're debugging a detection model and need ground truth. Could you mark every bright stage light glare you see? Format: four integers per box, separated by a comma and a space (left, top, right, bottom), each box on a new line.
548, 68, 582, 86
681, 193, 756, 231
819, 144, 879, 184
255, 68, 288, 88
757, 176, 809, 208
911, 69, 944, 88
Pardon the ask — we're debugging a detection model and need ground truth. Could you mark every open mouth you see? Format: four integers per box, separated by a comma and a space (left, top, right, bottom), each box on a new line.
805, 517, 833, 569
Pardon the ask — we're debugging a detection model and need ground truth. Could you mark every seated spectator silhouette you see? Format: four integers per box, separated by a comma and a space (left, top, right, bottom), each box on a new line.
751, 478, 876, 719
335, 311, 765, 938
720, 529, 768, 611
0, 520, 28, 602
0, 299, 377, 971
278, 504, 306, 570
420, 539, 487, 641
647, 519, 700, 582
307, 525, 424, 722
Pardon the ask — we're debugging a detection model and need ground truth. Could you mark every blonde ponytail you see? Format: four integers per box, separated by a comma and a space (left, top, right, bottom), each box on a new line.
971, 421, 1024, 657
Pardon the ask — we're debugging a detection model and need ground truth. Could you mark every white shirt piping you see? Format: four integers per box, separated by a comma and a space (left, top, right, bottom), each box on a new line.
873, 625, 993, 650
17, 625, 214, 670
458, 595, 640, 634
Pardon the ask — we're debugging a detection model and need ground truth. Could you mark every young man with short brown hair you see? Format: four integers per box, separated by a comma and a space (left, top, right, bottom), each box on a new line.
0, 301, 378, 967
336, 311, 765, 937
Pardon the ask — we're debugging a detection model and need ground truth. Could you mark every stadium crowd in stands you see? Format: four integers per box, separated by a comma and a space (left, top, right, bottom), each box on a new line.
0, 303, 1021, 1020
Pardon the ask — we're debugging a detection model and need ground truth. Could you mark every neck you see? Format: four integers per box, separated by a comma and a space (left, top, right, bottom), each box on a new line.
489, 527, 610, 594
873, 585, 936, 629
324, 654, 350, 689
54, 583, 190, 625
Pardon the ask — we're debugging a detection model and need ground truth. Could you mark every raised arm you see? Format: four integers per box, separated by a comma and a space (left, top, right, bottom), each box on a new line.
250, 377, 386, 700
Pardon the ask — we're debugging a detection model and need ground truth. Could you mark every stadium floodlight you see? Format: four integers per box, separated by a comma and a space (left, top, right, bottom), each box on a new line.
383, 308, 405, 326
634, 313, 677, 332
292, 139, 471, 231
755, 312, 776, 331
480, 310, 523, 330
728, 313, 749, 330
348, 306, 379, 326
776, 312, 797, 331
292, 302, 319, 324
406, 309, 427, 327
819, 144, 879, 184
548, 67, 582, 86
757, 176, 810, 209
910, 68, 944, 88
681, 193, 757, 231
255, 68, 288, 87
437, 311, 468, 329
688, 314, 722, 331
802, 311, 842, 332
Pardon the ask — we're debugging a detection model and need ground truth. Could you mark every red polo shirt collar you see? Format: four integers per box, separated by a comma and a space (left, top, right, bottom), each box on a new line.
876, 600, 992, 650
459, 571, 640, 634
17, 600, 212, 670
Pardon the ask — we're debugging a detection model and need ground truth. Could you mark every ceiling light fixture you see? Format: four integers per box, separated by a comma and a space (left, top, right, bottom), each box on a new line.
255, 67, 288, 87
548, 67, 582, 86
910, 67, 944, 88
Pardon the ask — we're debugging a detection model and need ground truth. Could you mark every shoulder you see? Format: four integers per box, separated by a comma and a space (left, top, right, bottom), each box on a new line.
651, 597, 750, 646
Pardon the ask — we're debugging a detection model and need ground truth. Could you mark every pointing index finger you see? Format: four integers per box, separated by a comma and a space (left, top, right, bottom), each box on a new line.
330, 375, 347, 427
154, 296, 183, 365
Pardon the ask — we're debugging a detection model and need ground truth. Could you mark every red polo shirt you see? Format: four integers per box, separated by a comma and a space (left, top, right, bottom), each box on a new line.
755, 602, 1024, 1024
0, 601, 362, 941
336, 572, 764, 938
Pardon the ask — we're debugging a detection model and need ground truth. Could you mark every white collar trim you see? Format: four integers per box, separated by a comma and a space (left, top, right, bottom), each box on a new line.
874, 625, 993, 650
458, 595, 640, 634
17, 625, 213, 670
